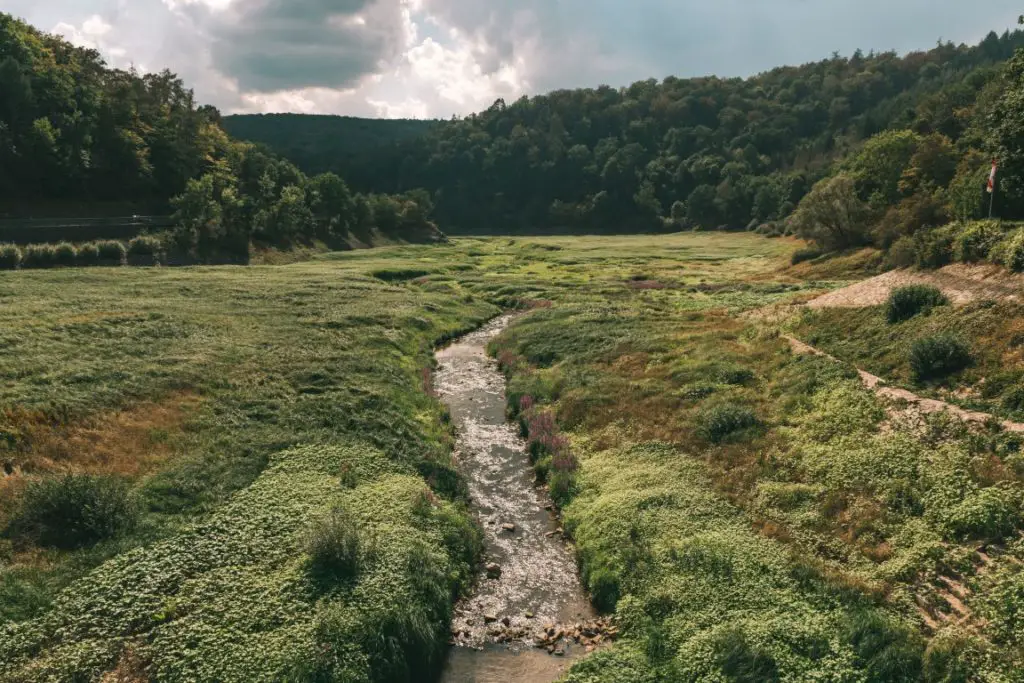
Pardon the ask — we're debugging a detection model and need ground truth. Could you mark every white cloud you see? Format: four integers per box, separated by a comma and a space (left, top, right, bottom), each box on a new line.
13, 0, 1024, 119
53, 15, 127, 62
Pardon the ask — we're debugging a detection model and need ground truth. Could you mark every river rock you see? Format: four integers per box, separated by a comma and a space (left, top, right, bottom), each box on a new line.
485, 562, 501, 578
501, 522, 516, 532
484, 614, 498, 624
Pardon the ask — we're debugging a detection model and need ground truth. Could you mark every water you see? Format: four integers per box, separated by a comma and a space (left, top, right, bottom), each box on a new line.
435, 315, 594, 683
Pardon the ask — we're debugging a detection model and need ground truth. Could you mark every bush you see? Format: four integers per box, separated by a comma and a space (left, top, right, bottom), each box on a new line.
885, 236, 917, 268
712, 628, 781, 682
76, 242, 101, 266
696, 403, 759, 443
923, 630, 980, 683
909, 334, 972, 382
305, 506, 361, 581
5, 474, 138, 549
914, 228, 954, 269
841, 610, 924, 682
953, 220, 1004, 263
0, 243, 21, 269
128, 236, 161, 266
53, 242, 76, 267
790, 247, 822, 265
885, 285, 948, 323
96, 240, 127, 265
941, 485, 1022, 541
995, 228, 1024, 272
20, 243, 57, 269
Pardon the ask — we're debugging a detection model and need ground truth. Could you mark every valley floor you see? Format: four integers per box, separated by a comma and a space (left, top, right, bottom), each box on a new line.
1, 233, 1022, 682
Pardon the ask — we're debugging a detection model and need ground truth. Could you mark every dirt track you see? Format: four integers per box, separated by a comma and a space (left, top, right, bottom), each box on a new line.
807, 264, 1024, 309
784, 335, 1024, 433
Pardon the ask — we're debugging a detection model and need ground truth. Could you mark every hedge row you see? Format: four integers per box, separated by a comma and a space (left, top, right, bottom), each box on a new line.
0, 236, 163, 270
888, 220, 1024, 272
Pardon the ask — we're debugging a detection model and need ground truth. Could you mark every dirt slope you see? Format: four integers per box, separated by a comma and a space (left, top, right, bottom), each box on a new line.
807, 264, 1024, 309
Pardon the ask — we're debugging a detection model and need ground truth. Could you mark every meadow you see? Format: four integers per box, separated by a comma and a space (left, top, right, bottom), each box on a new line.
1, 233, 1023, 682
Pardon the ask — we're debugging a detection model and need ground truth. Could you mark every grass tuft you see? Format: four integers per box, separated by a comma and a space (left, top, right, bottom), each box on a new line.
5, 474, 138, 550
909, 333, 972, 382
885, 285, 948, 323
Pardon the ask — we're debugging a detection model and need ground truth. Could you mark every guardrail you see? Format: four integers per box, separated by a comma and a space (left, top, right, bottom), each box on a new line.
0, 216, 174, 244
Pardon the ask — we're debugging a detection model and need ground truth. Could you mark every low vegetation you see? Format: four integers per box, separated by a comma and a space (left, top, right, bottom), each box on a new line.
886, 285, 949, 323
909, 333, 973, 383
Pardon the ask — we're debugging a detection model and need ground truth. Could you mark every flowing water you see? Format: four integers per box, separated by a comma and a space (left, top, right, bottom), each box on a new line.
435, 315, 595, 683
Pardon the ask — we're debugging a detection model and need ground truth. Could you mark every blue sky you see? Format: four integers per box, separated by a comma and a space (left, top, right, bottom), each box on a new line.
6, 0, 1022, 118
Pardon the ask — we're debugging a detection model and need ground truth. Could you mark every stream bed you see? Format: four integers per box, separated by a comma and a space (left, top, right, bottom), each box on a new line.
435, 315, 595, 683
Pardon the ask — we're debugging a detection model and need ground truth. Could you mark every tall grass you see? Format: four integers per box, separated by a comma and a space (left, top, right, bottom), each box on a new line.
5, 474, 137, 550
885, 285, 948, 323
0, 243, 21, 269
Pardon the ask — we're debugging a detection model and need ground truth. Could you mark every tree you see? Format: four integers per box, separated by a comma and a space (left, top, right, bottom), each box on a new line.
843, 130, 922, 206
790, 174, 874, 250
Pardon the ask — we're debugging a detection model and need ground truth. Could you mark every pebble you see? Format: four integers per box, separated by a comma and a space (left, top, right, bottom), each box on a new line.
485, 562, 502, 578
501, 522, 516, 533
484, 614, 498, 624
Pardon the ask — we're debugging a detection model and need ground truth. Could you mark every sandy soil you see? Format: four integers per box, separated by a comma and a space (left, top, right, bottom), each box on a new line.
806, 264, 1024, 309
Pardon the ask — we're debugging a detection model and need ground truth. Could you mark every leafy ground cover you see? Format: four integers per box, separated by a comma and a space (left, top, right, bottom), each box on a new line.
792, 299, 1024, 421
0, 257, 496, 681
2, 232, 1023, 682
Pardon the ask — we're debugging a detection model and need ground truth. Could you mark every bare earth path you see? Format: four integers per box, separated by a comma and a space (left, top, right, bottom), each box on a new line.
436, 316, 596, 683
807, 263, 1024, 308
783, 335, 1024, 433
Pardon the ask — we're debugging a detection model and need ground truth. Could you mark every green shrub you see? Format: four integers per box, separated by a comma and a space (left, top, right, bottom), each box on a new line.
5, 474, 138, 549
53, 241, 76, 267
718, 365, 755, 386
712, 628, 781, 682
914, 228, 954, 269
0, 243, 21, 269
909, 334, 972, 382
941, 485, 1022, 541
923, 630, 981, 683
696, 403, 759, 443
886, 236, 917, 268
996, 229, 1024, 272
127, 235, 162, 257
305, 506, 361, 581
790, 247, 822, 265
76, 242, 101, 266
841, 610, 924, 683
953, 220, 1004, 263
20, 243, 57, 269
1001, 386, 1024, 414
96, 240, 127, 265
885, 285, 948, 323
585, 566, 621, 612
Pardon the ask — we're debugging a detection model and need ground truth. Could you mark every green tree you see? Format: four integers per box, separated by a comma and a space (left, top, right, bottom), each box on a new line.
790, 174, 874, 250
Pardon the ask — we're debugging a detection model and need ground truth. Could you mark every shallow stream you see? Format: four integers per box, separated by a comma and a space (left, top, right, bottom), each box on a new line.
435, 315, 594, 683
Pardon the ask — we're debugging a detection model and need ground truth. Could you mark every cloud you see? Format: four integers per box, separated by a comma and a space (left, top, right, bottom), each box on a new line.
10, 0, 1024, 119
207, 0, 411, 92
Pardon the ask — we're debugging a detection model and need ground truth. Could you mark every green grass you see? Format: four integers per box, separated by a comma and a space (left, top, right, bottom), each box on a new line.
793, 300, 1024, 420
0, 256, 496, 681
2, 232, 1023, 681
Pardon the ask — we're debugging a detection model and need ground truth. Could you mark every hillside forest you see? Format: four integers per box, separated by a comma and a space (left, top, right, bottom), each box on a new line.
0, 13, 443, 261
224, 28, 1024, 260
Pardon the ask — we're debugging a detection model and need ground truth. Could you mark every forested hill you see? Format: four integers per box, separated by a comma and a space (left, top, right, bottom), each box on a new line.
302, 29, 1024, 235
221, 114, 439, 181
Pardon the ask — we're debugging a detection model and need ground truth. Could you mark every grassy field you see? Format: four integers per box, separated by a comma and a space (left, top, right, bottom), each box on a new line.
1, 233, 1023, 681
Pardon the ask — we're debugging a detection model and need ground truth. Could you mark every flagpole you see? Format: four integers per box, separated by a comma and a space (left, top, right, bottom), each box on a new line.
988, 159, 998, 220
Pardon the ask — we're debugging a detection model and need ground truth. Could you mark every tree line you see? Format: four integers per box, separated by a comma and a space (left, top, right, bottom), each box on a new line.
232, 29, 1024, 236
0, 13, 442, 259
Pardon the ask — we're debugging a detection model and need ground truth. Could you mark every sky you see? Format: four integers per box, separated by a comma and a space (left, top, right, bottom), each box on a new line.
6, 0, 1023, 119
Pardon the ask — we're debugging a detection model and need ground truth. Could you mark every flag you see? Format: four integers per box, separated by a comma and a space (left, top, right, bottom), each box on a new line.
988, 160, 998, 194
